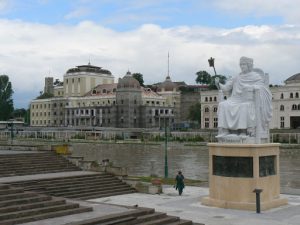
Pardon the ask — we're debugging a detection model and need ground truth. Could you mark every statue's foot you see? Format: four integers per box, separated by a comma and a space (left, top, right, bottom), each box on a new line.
216, 133, 229, 138
216, 128, 229, 138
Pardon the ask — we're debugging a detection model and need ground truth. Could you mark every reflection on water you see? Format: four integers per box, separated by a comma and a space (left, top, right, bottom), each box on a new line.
73, 143, 300, 190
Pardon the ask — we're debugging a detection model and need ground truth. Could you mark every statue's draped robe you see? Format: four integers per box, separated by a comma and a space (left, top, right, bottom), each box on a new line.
218, 71, 272, 130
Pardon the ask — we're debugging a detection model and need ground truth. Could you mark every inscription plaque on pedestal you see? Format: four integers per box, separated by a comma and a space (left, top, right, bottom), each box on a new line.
259, 155, 276, 177
213, 155, 253, 178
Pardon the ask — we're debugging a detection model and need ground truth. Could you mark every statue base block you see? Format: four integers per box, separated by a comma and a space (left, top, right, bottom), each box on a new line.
201, 143, 288, 211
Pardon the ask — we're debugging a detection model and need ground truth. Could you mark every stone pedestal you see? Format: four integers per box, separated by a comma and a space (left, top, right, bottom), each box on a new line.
202, 143, 287, 211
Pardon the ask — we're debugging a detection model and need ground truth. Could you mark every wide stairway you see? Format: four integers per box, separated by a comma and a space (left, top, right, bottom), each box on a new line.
0, 152, 81, 177
0, 183, 92, 225
64, 207, 202, 225
6, 173, 136, 200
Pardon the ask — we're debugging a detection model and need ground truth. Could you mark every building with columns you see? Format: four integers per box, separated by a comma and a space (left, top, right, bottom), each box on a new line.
30, 64, 178, 128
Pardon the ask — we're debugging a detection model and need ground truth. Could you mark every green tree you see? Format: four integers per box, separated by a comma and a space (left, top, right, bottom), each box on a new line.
0, 75, 14, 120
188, 103, 201, 124
36, 92, 54, 99
24, 108, 30, 125
195, 71, 211, 85
132, 73, 144, 86
12, 108, 27, 119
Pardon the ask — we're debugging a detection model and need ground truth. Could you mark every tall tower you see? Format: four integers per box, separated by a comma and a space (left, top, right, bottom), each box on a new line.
116, 71, 142, 128
44, 77, 54, 95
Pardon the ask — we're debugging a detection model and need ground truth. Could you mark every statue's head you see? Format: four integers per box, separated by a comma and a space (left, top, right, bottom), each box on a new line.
240, 56, 253, 73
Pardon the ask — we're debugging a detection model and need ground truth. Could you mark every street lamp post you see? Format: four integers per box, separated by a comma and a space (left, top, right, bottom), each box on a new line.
10, 121, 14, 145
208, 57, 217, 76
164, 118, 168, 178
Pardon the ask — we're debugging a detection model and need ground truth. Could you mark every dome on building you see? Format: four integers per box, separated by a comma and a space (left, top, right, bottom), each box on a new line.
285, 73, 300, 84
158, 75, 177, 92
66, 64, 112, 75
117, 71, 141, 89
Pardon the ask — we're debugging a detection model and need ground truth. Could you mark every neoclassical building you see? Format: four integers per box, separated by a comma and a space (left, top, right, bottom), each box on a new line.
200, 73, 300, 129
30, 64, 181, 128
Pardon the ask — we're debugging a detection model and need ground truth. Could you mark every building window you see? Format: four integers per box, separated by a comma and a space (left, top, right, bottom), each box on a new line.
280, 93, 284, 99
296, 92, 299, 98
224, 96, 227, 100
213, 118, 218, 128
72, 78, 74, 83
204, 107, 209, 113
290, 93, 294, 98
134, 99, 137, 104
66, 79, 68, 84
205, 97, 208, 102
280, 105, 284, 111
205, 118, 209, 128
121, 100, 124, 104
292, 104, 297, 110
280, 117, 284, 128
134, 109, 136, 114
213, 107, 218, 112
214, 96, 217, 101
298, 104, 300, 110
149, 118, 152, 123
209, 97, 212, 102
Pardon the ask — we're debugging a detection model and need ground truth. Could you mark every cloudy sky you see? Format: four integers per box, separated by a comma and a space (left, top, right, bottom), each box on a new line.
1, 0, 300, 108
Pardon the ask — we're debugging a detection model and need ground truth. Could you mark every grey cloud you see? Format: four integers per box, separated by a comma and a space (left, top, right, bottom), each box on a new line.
1, 19, 300, 108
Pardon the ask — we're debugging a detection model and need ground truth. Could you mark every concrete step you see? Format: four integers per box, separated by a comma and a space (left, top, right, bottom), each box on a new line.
0, 195, 52, 208
0, 187, 23, 196
9, 175, 117, 188
62, 186, 135, 199
0, 206, 93, 225
0, 168, 81, 177
0, 192, 36, 201
63, 207, 155, 225
99, 216, 137, 225
40, 181, 131, 194
0, 202, 80, 220
134, 215, 179, 225
0, 152, 81, 177
134, 212, 167, 223
0, 184, 93, 225
62, 207, 197, 225
78, 189, 136, 200
0, 184, 10, 190
0, 167, 80, 175
0, 198, 66, 214
167, 220, 194, 225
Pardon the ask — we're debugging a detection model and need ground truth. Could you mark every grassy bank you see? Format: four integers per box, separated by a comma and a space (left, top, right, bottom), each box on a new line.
129, 176, 206, 186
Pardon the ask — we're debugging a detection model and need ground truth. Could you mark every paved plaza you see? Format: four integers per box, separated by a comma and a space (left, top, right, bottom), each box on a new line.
91, 185, 300, 225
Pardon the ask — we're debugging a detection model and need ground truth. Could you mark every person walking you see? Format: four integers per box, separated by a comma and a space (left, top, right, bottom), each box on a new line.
175, 170, 185, 195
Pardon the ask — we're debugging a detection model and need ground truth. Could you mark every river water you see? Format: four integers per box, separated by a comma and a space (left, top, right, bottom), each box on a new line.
72, 143, 300, 193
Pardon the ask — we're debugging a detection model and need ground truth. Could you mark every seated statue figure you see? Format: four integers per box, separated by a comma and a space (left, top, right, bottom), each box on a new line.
215, 56, 272, 143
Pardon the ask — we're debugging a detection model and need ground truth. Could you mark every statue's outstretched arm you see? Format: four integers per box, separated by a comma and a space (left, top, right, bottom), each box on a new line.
219, 77, 233, 92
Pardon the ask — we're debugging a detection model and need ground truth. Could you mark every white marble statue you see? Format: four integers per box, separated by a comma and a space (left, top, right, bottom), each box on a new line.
215, 56, 272, 143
